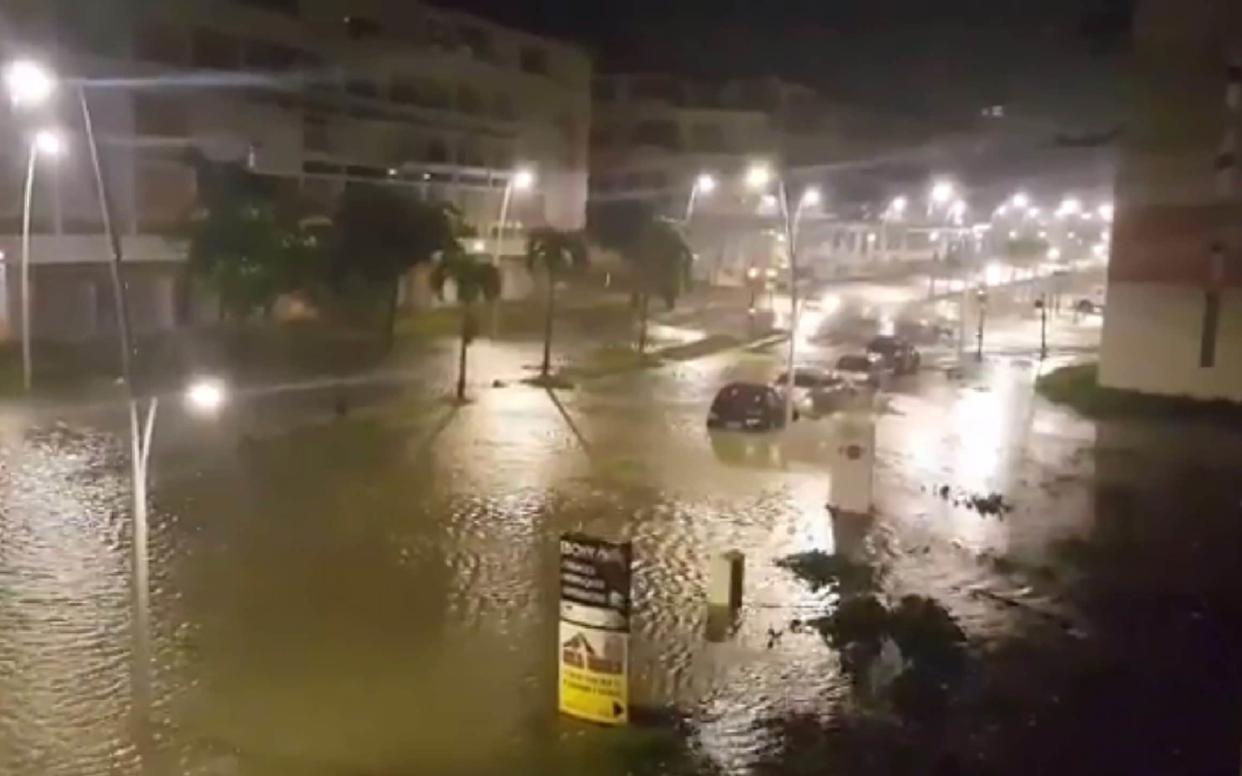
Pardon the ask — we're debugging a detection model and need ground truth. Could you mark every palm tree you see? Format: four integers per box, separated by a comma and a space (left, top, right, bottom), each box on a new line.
430, 251, 502, 400
525, 228, 587, 377
632, 219, 693, 355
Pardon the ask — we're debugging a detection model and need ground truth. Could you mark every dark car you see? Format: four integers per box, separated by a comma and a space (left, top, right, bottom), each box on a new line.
866, 335, 921, 375
833, 353, 889, 388
707, 382, 788, 432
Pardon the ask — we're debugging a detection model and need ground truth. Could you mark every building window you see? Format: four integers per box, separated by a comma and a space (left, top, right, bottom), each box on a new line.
631, 120, 681, 151
690, 123, 726, 152
520, 46, 548, 75
237, 0, 299, 15
492, 93, 515, 121
632, 76, 682, 104
244, 41, 302, 71
457, 140, 484, 167
345, 76, 380, 100
344, 16, 381, 40
136, 162, 195, 232
191, 29, 240, 69
592, 79, 617, 102
303, 114, 331, 152
133, 20, 186, 66
133, 94, 189, 137
457, 25, 494, 61
457, 85, 482, 114
427, 139, 449, 164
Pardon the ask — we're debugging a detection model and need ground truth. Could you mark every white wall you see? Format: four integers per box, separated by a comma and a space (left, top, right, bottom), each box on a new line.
1099, 282, 1242, 400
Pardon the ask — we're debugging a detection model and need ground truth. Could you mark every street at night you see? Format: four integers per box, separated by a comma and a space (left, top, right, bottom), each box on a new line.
1, 0, 1240, 773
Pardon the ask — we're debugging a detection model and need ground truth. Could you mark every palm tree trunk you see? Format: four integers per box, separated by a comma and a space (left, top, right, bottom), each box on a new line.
541, 272, 555, 377
456, 307, 469, 400
638, 292, 650, 355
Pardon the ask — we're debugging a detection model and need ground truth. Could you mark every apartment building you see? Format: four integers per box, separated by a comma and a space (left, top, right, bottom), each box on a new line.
0, 0, 591, 339
1100, 0, 1242, 400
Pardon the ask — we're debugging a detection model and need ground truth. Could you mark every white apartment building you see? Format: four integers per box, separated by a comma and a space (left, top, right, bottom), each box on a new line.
0, 0, 591, 339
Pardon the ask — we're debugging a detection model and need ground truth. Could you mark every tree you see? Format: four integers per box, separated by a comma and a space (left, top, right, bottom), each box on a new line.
185, 160, 315, 320
630, 219, 693, 354
525, 228, 588, 377
430, 252, 502, 400
326, 185, 460, 348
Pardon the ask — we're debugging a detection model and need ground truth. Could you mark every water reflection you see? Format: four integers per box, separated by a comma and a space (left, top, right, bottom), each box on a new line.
0, 424, 136, 776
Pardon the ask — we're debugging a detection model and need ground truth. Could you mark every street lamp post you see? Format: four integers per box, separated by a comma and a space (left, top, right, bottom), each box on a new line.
975, 288, 988, 361
1036, 295, 1048, 360
748, 162, 817, 428
492, 166, 535, 265
4, 59, 227, 770
19, 128, 62, 393
684, 172, 716, 223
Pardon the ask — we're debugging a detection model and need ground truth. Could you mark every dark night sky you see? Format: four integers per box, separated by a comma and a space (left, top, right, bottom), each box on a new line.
440, 0, 1136, 129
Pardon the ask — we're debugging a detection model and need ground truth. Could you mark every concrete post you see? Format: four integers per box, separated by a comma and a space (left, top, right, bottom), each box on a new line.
707, 551, 745, 610
829, 410, 876, 516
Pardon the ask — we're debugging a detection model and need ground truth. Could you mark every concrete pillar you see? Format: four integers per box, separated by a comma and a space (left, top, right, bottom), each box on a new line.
706, 551, 744, 610
829, 410, 876, 516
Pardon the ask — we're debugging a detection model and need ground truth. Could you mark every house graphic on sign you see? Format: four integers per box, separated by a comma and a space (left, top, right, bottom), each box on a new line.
562, 629, 623, 675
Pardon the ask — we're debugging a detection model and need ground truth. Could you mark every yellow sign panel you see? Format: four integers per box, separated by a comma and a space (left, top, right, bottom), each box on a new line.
558, 620, 629, 725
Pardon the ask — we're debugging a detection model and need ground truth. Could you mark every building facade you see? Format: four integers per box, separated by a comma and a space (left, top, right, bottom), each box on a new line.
1100, 0, 1242, 400
0, 0, 591, 339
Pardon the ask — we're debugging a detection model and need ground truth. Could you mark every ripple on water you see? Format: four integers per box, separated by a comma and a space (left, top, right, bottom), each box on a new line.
0, 424, 140, 776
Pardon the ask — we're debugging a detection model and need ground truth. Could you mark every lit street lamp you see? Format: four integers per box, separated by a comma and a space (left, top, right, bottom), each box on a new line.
928, 179, 955, 217
888, 195, 908, 220
19, 127, 63, 393
1011, 191, 1030, 209
684, 172, 716, 223
492, 166, 535, 265
745, 161, 801, 427
6, 57, 164, 764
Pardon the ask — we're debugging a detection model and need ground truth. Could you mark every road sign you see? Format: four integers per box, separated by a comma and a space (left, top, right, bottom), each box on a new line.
558, 620, 629, 725
558, 534, 632, 725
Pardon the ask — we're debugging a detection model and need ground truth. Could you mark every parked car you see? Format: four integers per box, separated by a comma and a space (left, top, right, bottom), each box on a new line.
1075, 298, 1103, 315
895, 318, 954, 345
866, 335, 921, 375
707, 382, 789, 432
833, 353, 888, 388
773, 368, 857, 416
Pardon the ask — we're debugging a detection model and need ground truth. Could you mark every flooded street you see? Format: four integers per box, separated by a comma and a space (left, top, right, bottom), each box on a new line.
0, 333, 1238, 774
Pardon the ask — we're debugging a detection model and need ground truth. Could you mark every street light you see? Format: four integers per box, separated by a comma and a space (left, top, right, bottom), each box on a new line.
745, 162, 773, 191
7, 57, 161, 765
684, 172, 716, 222
744, 161, 800, 426
183, 377, 229, 415
1098, 202, 1114, 222
888, 195, 908, 219
930, 179, 955, 206
19, 127, 64, 393
1011, 192, 1031, 209
492, 166, 536, 264
4, 59, 55, 107
1056, 197, 1082, 218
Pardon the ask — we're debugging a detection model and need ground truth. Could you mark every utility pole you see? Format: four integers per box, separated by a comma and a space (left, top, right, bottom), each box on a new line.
975, 288, 988, 361
1036, 294, 1048, 360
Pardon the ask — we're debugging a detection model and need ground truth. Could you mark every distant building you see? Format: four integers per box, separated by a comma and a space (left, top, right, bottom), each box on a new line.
0, 0, 590, 340
1101, 0, 1242, 399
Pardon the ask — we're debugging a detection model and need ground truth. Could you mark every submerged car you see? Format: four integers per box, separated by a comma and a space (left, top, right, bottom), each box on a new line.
773, 368, 857, 415
833, 353, 888, 388
707, 382, 789, 432
866, 335, 922, 375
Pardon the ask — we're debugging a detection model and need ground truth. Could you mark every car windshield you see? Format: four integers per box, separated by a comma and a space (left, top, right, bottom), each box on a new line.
868, 337, 898, 353
713, 384, 769, 410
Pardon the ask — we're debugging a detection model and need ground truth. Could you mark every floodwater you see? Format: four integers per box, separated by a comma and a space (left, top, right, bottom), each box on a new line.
0, 336, 1239, 774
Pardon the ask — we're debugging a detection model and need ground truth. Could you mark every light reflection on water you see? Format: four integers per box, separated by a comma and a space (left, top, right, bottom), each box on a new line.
0, 354, 1156, 775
